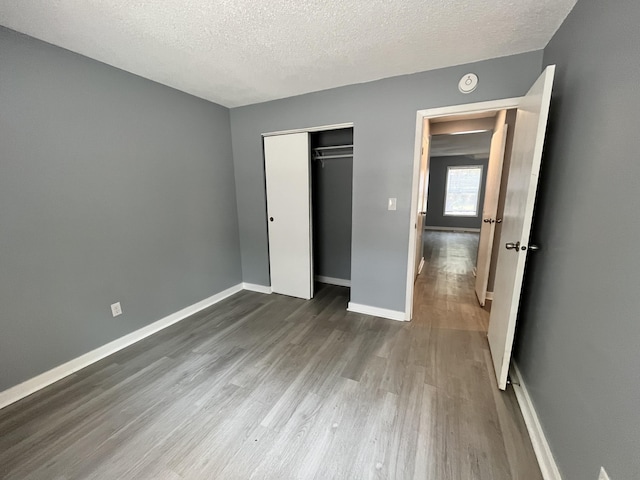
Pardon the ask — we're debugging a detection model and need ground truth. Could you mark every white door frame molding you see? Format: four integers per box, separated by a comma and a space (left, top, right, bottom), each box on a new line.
405, 97, 523, 320
262, 122, 354, 137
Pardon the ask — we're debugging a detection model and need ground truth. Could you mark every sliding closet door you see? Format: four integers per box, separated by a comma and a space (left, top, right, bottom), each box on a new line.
264, 132, 313, 299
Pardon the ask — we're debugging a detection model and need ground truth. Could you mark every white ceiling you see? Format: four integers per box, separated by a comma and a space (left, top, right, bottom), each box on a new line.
0, 0, 577, 107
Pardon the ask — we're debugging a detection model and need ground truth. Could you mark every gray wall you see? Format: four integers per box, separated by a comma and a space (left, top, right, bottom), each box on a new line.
0, 27, 242, 391
311, 129, 353, 281
514, 1, 640, 478
425, 155, 489, 230
230, 51, 544, 312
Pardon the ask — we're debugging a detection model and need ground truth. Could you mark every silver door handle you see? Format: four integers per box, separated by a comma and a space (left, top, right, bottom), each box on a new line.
483, 218, 492, 223
496, 218, 502, 224
528, 244, 540, 251
505, 241, 521, 251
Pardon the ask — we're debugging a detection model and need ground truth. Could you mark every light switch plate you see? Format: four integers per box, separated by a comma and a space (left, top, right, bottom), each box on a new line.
111, 302, 122, 317
388, 198, 397, 211
598, 467, 611, 480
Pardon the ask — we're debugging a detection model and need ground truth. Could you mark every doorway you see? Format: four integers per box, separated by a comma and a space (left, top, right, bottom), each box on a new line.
406, 65, 556, 390
413, 107, 515, 309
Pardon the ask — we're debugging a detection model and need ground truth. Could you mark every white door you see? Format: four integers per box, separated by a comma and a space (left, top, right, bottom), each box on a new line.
488, 66, 555, 389
475, 110, 508, 306
414, 119, 431, 278
264, 132, 313, 299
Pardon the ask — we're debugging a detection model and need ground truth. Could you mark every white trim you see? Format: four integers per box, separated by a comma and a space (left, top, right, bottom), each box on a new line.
0, 283, 243, 411
405, 97, 523, 321
416, 97, 523, 119
424, 226, 481, 233
262, 122, 354, 137
242, 282, 273, 294
314, 275, 351, 287
347, 302, 408, 322
485, 291, 494, 301
510, 363, 563, 480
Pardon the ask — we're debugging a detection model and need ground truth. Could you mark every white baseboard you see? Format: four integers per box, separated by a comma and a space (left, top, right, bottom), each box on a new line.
242, 282, 272, 294
510, 363, 562, 480
424, 226, 481, 233
314, 275, 351, 287
347, 302, 408, 322
485, 291, 494, 301
0, 283, 244, 411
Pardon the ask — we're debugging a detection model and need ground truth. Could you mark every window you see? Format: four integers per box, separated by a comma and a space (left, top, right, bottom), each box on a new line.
444, 165, 483, 217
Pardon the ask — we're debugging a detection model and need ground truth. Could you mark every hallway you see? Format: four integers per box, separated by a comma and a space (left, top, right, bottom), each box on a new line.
417, 231, 486, 330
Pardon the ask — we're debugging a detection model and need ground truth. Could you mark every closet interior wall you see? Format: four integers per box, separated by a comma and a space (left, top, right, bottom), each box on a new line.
311, 128, 354, 286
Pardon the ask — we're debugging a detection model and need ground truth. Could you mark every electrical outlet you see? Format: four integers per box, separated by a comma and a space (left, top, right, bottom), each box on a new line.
598, 467, 611, 480
110, 302, 122, 317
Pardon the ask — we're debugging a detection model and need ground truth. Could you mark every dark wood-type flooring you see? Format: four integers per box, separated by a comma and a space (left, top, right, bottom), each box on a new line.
0, 231, 542, 479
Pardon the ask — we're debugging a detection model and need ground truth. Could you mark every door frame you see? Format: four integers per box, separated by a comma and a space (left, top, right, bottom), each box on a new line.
405, 98, 522, 319
262, 122, 354, 137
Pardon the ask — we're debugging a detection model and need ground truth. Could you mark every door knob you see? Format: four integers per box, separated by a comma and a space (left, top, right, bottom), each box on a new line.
496, 218, 502, 224
528, 244, 540, 251
483, 218, 492, 223
505, 241, 521, 251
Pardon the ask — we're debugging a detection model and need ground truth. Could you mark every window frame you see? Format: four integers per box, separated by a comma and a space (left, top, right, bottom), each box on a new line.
443, 164, 484, 217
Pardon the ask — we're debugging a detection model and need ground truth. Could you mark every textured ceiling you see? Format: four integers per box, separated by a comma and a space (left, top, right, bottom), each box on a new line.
0, 0, 577, 107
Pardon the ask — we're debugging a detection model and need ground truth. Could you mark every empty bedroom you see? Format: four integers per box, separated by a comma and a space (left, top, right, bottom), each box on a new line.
1, 1, 638, 479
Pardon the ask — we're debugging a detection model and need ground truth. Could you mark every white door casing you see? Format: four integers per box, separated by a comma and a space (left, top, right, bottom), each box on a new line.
475, 110, 508, 306
264, 132, 313, 300
414, 118, 431, 278
406, 98, 523, 321
488, 65, 556, 390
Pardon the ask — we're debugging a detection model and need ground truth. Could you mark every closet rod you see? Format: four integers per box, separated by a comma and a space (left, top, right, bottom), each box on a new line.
313, 144, 354, 151
313, 154, 353, 160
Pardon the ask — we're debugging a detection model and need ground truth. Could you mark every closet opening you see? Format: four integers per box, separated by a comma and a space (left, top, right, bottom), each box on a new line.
262, 123, 354, 301
311, 128, 353, 290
